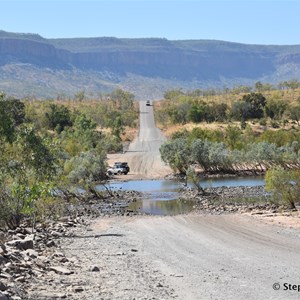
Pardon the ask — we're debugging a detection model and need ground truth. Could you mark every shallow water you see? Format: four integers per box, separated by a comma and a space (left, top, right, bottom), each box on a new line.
97, 176, 265, 216
101, 176, 264, 192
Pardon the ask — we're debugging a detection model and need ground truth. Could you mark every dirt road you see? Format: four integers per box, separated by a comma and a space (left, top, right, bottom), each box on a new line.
107, 101, 171, 178
50, 214, 300, 300
25, 100, 300, 300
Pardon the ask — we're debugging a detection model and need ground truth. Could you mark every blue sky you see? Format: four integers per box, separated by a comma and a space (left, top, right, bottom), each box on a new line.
0, 0, 299, 45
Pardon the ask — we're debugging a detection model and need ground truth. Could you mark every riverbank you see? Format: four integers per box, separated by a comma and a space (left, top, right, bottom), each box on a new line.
1, 180, 299, 299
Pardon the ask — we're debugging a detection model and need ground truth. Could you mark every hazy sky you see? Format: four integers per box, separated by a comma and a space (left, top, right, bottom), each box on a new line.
0, 0, 299, 45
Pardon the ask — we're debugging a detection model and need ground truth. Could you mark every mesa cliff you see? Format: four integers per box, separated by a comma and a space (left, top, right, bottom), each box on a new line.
1, 30, 300, 99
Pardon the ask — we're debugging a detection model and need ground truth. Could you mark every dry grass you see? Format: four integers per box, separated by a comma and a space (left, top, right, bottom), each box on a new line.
159, 120, 298, 139
154, 88, 300, 138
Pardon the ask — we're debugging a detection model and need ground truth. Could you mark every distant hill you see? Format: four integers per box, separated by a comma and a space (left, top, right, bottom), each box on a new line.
1, 30, 300, 99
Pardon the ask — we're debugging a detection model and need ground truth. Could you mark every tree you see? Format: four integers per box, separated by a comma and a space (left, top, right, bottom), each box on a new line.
17, 126, 57, 179
242, 93, 267, 119
289, 105, 300, 125
74, 90, 85, 102
111, 89, 135, 110
265, 99, 287, 120
255, 81, 263, 92
160, 138, 191, 174
4, 97, 25, 126
0, 123, 59, 229
45, 104, 72, 133
231, 85, 252, 94
255, 81, 273, 92
210, 103, 228, 122
225, 125, 242, 150
64, 150, 107, 186
74, 114, 97, 131
191, 139, 234, 173
186, 167, 205, 194
188, 104, 205, 123
230, 101, 252, 121
0, 94, 25, 143
0, 99, 15, 143
164, 89, 184, 101
191, 139, 209, 171
286, 79, 300, 90
265, 167, 300, 209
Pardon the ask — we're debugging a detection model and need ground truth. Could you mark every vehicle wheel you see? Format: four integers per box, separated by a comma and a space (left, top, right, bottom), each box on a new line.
117, 171, 121, 175
107, 171, 112, 176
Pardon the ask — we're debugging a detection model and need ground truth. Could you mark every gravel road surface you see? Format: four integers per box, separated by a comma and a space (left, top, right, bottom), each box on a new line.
54, 214, 300, 299
108, 101, 171, 178
24, 99, 300, 300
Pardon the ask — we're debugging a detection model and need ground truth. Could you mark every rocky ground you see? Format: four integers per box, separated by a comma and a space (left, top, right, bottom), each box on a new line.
0, 185, 299, 299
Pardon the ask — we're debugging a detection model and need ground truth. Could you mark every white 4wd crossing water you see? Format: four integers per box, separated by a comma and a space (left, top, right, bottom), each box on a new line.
107, 162, 130, 175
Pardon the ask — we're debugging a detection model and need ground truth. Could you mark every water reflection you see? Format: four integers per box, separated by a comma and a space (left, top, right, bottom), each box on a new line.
99, 179, 181, 192
98, 176, 264, 192
97, 176, 265, 216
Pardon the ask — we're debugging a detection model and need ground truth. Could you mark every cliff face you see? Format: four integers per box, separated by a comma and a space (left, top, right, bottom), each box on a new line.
68, 50, 276, 80
0, 38, 70, 69
0, 30, 300, 99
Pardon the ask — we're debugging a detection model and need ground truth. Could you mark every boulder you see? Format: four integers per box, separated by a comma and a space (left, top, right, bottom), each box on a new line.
0, 282, 7, 291
0, 292, 8, 300
6, 237, 34, 251
49, 266, 74, 275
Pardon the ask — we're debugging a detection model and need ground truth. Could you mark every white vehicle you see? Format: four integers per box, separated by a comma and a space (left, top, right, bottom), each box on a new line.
106, 162, 130, 175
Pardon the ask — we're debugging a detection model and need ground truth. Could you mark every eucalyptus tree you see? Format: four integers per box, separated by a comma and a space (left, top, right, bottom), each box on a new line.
160, 138, 191, 174
265, 98, 287, 120
191, 139, 234, 173
242, 93, 267, 119
265, 167, 300, 209
0, 125, 59, 229
191, 139, 210, 171
45, 103, 73, 133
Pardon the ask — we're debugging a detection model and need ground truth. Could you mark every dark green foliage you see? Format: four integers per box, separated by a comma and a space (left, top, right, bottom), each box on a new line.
230, 93, 267, 121
17, 126, 57, 179
289, 105, 300, 125
0, 94, 25, 143
4, 97, 26, 126
210, 103, 228, 122
45, 104, 72, 133
230, 101, 252, 121
0, 182, 52, 229
265, 99, 287, 119
0, 89, 138, 229
189, 127, 224, 143
242, 93, 266, 119
188, 104, 205, 123
0, 103, 15, 143
225, 125, 242, 150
